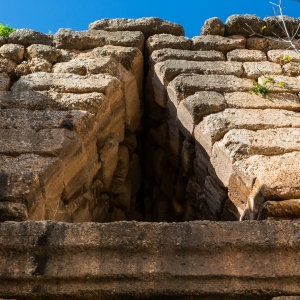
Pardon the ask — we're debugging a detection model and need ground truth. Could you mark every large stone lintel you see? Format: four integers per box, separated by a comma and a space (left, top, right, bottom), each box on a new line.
0, 221, 300, 299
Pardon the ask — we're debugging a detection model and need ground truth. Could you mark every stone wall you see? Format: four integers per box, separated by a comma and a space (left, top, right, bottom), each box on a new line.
1, 15, 300, 222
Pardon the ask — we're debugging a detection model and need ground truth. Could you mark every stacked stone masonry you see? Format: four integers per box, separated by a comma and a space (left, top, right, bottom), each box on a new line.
1, 15, 300, 223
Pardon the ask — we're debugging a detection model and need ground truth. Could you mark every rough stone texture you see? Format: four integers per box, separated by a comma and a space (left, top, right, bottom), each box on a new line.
146, 34, 191, 54
224, 92, 300, 111
191, 35, 246, 52
1, 221, 300, 298
89, 17, 184, 38
201, 17, 225, 36
0, 202, 28, 221
225, 14, 265, 37
0, 44, 25, 62
150, 48, 225, 64
227, 49, 267, 62
0, 73, 10, 91
243, 61, 282, 79
26, 44, 61, 62
15, 58, 52, 76
167, 74, 253, 104
264, 16, 300, 37
8, 29, 52, 46
0, 36, 5, 47
53, 29, 145, 51
258, 75, 300, 93
267, 49, 300, 64
0, 58, 17, 74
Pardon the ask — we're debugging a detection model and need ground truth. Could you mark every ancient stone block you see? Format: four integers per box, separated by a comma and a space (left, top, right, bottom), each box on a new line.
181, 139, 195, 175
258, 75, 300, 93
0, 202, 28, 222
195, 108, 300, 156
0, 73, 10, 91
227, 49, 267, 62
26, 44, 61, 62
146, 34, 191, 54
201, 17, 225, 36
224, 92, 300, 111
150, 49, 225, 64
0, 58, 17, 74
89, 17, 184, 38
243, 61, 282, 79
167, 74, 253, 104
191, 35, 246, 52
177, 91, 227, 138
15, 58, 52, 76
7, 29, 52, 46
264, 16, 300, 37
225, 14, 265, 37
0, 36, 5, 47
267, 49, 300, 64
0, 44, 24, 62
53, 29, 144, 51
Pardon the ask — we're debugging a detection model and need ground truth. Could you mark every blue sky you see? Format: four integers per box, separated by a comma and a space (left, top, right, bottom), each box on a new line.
0, 0, 299, 38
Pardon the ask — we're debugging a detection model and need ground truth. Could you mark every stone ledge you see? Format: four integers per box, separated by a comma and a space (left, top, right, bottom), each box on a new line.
0, 221, 300, 299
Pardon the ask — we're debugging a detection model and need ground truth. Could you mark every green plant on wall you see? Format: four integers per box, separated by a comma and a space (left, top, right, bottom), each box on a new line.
0, 23, 17, 38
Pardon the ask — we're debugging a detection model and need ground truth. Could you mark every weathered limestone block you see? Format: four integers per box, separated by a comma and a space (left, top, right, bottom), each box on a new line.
225, 14, 265, 37
204, 175, 228, 220
243, 61, 282, 79
224, 92, 300, 111
264, 16, 300, 37
0, 73, 10, 91
167, 74, 253, 104
26, 44, 61, 62
98, 138, 119, 190
12, 72, 122, 95
15, 58, 52, 76
227, 49, 267, 62
267, 38, 300, 51
0, 44, 24, 62
0, 202, 28, 222
93, 45, 143, 100
7, 29, 52, 46
201, 17, 225, 36
0, 58, 17, 74
0, 108, 95, 138
0, 91, 111, 116
272, 297, 300, 300
230, 152, 300, 219
53, 57, 140, 131
146, 34, 191, 55
0, 154, 64, 220
111, 145, 130, 193
150, 49, 225, 65
282, 62, 300, 77
258, 75, 300, 93
195, 108, 300, 156
153, 59, 243, 107
246, 37, 268, 51
181, 139, 195, 175
177, 91, 227, 138
89, 17, 184, 38
114, 179, 131, 213
0, 128, 80, 158
0, 36, 5, 47
267, 49, 300, 64
2, 221, 300, 298
212, 128, 300, 187
53, 29, 144, 51
258, 199, 300, 220
191, 35, 246, 52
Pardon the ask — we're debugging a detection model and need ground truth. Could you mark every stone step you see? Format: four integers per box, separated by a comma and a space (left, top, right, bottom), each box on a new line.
243, 61, 282, 79
258, 75, 300, 93
212, 128, 300, 187
227, 49, 267, 62
167, 74, 253, 104
194, 108, 300, 156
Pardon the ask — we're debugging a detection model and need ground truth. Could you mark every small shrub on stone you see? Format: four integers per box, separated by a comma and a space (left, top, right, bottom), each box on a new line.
0, 23, 17, 38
